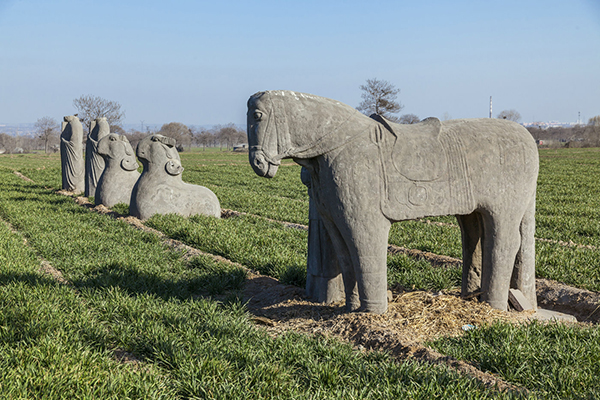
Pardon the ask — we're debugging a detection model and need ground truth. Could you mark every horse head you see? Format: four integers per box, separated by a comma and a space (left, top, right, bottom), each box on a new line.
98, 134, 138, 171
247, 91, 376, 178
247, 91, 284, 178
136, 134, 183, 175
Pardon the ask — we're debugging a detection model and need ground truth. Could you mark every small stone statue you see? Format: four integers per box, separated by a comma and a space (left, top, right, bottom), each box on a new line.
95, 134, 140, 208
130, 134, 221, 220
60, 115, 85, 193
301, 167, 345, 303
85, 117, 110, 197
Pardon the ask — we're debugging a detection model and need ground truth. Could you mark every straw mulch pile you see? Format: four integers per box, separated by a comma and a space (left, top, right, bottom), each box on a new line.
243, 273, 533, 347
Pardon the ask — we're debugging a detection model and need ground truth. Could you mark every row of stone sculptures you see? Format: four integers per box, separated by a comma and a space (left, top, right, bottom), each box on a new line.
60, 115, 220, 220
61, 86, 541, 316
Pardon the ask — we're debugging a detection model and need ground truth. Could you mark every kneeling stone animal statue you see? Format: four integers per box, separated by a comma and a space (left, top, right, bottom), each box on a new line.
95, 134, 140, 208
130, 134, 221, 220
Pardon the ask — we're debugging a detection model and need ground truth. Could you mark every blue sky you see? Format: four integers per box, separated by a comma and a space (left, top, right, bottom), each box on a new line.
1, 0, 599, 126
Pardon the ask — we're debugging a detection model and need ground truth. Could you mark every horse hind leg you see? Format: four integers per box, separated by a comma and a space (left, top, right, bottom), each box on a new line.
480, 213, 522, 311
457, 212, 484, 297
511, 194, 537, 309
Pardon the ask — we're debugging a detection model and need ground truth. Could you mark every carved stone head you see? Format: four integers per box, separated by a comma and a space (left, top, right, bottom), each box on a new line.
97, 134, 138, 171
135, 134, 183, 176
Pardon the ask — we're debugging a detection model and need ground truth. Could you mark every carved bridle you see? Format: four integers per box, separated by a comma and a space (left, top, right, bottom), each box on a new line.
249, 94, 293, 167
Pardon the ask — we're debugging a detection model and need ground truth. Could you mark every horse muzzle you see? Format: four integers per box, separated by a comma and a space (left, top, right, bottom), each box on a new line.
249, 150, 279, 178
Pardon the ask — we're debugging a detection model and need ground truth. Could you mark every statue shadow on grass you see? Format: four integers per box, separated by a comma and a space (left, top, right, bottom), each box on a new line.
70, 261, 248, 305
0, 271, 60, 288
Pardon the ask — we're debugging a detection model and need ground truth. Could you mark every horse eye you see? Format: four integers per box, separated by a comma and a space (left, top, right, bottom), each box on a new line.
254, 111, 263, 121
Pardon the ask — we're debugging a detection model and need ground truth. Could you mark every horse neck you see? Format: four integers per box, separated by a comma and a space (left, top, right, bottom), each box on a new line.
287, 114, 376, 160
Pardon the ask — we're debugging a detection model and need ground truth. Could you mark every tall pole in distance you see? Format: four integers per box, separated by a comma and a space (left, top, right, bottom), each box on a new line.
489, 96, 492, 118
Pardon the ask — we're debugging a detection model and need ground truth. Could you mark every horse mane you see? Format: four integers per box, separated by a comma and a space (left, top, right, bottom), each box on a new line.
258, 90, 378, 159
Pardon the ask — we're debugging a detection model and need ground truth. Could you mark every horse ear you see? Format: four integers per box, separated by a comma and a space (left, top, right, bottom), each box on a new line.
122, 139, 134, 156
121, 156, 139, 171
165, 160, 184, 176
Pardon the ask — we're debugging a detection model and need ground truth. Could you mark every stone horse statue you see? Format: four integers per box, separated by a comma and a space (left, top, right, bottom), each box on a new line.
247, 90, 539, 314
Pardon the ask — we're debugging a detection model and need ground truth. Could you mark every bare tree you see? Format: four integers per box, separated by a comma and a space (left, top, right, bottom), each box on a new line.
191, 128, 215, 150
0, 133, 16, 154
73, 95, 125, 130
214, 123, 245, 150
35, 116, 59, 153
497, 109, 522, 122
111, 125, 126, 135
158, 122, 193, 149
124, 129, 148, 150
399, 113, 420, 124
584, 116, 600, 147
357, 78, 403, 121
588, 115, 600, 126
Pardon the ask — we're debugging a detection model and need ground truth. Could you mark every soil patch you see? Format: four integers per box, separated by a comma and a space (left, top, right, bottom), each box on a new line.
243, 272, 530, 392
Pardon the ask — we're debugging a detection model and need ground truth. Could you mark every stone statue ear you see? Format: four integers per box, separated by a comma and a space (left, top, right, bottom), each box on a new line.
165, 160, 184, 176
121, 156, 139, 171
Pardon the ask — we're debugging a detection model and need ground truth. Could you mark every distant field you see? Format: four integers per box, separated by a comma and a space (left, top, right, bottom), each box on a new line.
2, 147, 600, 291
1, 146, 600, 398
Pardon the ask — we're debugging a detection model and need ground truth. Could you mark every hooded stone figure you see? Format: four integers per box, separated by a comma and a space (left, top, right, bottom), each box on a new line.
95, 134, 140, 208
85, 117, 110, 197
130, 134, 221, 220
301, 166, 345, 303
60, 115, 85, 193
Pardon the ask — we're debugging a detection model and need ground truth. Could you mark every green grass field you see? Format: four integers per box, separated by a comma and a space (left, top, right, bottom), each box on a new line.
1, 147, 599, 398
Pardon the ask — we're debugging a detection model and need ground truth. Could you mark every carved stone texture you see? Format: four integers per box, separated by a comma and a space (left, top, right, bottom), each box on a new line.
85, 117, 110, 197
60, 115, 85, 193
301, 167, 345, 303
130, 134, 221, 220
95, 134, 140, 208
247, 90, 539, 314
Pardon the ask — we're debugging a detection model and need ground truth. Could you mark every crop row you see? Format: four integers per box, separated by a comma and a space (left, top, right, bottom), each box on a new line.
3, 161, 600, 397
0, 168, 515, 399
5, 149, 600, 293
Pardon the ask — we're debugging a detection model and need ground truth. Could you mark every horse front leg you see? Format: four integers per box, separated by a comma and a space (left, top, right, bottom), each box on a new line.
457, 212, 484, 297
319, 216, 360, 310
341, 214, 392, 314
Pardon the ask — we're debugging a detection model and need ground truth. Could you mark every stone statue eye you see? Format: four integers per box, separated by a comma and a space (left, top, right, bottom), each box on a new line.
254, 111, 263, 121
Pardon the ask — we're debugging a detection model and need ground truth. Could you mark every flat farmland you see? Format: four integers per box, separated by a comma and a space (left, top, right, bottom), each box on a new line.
1, 147, 599, 399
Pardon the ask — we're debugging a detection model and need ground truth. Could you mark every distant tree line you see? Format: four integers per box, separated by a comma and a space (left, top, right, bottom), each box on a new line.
3, 91, 599, 153
0, 121, 248, 155
0, 94, 248, 154
125, 123, 246, 151
527, 118, 600, 148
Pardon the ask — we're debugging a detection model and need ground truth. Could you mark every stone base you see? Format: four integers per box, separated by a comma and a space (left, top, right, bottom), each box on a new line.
531, 308, 578, 322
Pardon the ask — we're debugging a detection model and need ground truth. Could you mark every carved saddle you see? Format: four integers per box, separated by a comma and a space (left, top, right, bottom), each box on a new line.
370, 115, 474, 221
